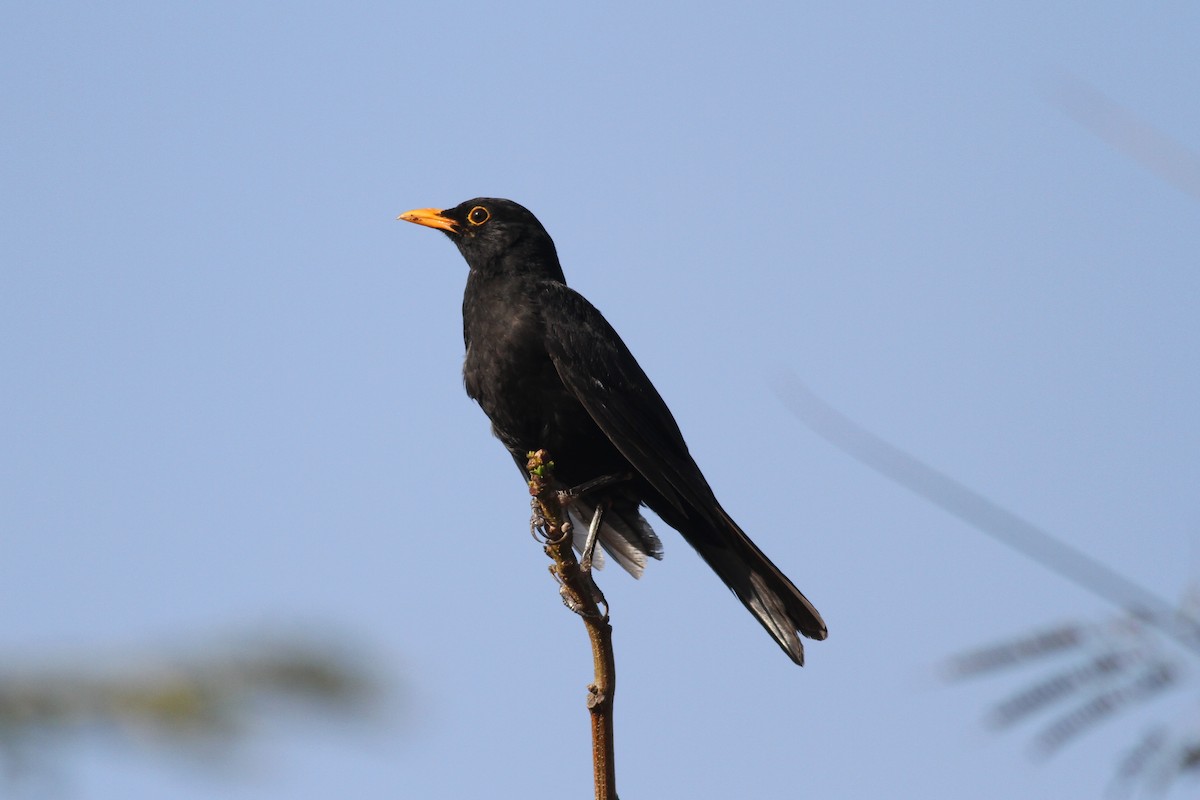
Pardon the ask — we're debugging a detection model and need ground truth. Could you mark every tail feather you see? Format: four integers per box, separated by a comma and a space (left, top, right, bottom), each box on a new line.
567, 500, 664, 578
688, 508, 826, 666
562, 480, 824, 666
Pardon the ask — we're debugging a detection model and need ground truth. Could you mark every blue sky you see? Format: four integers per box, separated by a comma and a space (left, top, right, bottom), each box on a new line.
2, 2, 1198, 797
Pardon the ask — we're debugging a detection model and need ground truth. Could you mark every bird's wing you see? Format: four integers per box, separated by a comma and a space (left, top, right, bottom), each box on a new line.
538, 282, 715, 519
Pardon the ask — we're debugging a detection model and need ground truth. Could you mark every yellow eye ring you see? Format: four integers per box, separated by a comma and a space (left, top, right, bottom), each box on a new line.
467, 206, 490, 226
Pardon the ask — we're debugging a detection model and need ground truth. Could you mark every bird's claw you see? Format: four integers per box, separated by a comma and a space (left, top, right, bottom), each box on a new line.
529, 499, 573, 545
559, 572, 608, 619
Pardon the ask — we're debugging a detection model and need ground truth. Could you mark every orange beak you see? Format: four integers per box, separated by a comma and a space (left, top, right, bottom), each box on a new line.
397, 207, 459, 233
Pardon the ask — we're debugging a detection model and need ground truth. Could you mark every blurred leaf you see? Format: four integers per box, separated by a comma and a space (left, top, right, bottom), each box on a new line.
0, 634, 383, 782
987, 650, 1136, 729
1109, 728, 1169, 797
944, 624, 1087, 679
1035, 662, 1178, 755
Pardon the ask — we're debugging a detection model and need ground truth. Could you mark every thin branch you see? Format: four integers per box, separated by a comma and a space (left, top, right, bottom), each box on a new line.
527, 449, 618, 800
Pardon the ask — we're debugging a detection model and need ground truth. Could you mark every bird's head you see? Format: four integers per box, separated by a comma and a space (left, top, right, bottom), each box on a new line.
398, 197, 564, 281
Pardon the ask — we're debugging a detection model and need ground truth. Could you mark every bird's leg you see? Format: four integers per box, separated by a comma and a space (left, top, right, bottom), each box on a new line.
558, 471, 633, 503
554, 472, 630, 574
579, 501, 607, 573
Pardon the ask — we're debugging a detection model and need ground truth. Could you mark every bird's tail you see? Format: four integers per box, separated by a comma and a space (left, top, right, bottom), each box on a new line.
685, 508, 827, 665
566, 499, 664, 578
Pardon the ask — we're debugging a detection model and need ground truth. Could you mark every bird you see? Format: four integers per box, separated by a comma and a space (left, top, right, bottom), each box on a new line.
398, 198, 826, 665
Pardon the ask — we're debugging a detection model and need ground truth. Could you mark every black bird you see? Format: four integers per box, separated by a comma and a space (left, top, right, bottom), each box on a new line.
399, 198, 826, 664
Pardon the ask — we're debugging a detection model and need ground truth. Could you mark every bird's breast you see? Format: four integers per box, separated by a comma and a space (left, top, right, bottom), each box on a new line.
461, 281, 572, 452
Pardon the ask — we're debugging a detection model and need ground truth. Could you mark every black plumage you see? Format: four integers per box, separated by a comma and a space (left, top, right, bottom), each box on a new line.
399, 198, 826, 664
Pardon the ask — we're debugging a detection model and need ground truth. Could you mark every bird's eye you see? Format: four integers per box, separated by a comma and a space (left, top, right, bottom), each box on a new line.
467, 206, 490, 226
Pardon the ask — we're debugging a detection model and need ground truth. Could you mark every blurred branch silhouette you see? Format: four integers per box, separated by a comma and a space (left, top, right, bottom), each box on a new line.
775, 376, 1197, 650
779, 73, 1200, 794
1047, 72, 1200, 203
776, 375, 1197, 794
0, 635, 380, 788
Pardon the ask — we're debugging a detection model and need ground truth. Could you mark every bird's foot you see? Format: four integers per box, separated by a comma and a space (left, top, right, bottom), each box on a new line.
529, 498, 572, 545
555, 566, 608, 618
